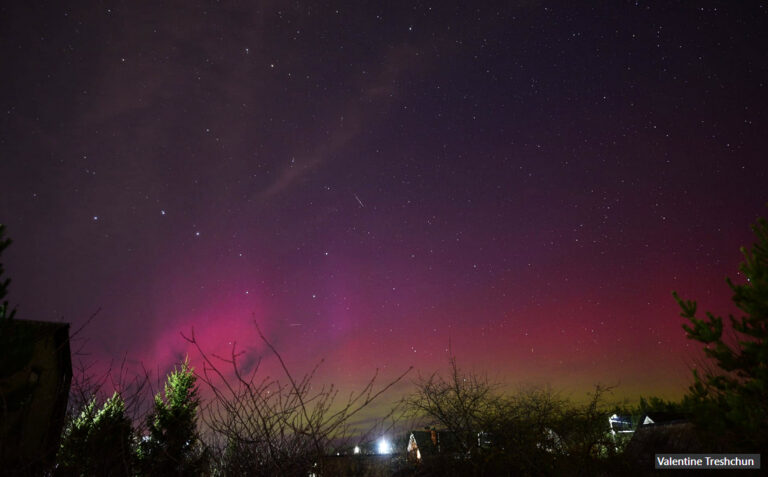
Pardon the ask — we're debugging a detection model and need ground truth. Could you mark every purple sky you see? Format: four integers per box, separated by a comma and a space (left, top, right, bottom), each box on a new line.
1, 1, 767, 403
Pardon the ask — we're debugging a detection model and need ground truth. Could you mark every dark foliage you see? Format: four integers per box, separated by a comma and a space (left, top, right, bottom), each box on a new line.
404, 355, 628, 476
0, 224, 16, 320
138, 358, 208, 476
673, 214, 768, 450
56, 392, 134, 476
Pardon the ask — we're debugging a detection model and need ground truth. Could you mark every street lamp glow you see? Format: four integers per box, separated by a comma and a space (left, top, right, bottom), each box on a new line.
353, 445, 360, 455
377, 438, 391, 454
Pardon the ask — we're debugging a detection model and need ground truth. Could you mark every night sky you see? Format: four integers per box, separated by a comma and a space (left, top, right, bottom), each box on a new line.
1, 1, 767, 403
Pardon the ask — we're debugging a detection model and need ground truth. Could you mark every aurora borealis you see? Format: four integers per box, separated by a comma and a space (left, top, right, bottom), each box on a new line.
1, 1, 767, 403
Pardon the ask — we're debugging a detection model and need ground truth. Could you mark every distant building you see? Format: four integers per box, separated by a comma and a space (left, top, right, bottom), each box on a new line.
608, 413, 634, 434
406, 428, 462, 463
608, 413, 636, 451
0, 319, 72, 474
407, 429, 438, 462
624, 412, 701, 471
638, 412, 687, 426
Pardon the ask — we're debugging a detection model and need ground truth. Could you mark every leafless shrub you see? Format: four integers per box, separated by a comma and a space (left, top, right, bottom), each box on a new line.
404, 351, 625, 476
183, 322, 411, 476
404, 353, 502, 456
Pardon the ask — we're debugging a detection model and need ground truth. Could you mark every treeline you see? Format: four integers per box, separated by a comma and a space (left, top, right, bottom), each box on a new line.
50, 350, 645, 477
1, 210, 766, 476
400, 360, 631, 476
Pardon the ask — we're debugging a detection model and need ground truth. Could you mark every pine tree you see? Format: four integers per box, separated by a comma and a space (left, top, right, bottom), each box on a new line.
56, 392, 134, 476
0, 224, 16, 320
138, 358, 207, 476
673, 215, 768, 449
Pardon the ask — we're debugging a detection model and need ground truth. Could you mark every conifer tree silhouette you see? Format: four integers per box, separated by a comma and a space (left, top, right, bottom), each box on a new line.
138, 358, 207, 476
0, 224, 16, 320
674, 214, 768, 449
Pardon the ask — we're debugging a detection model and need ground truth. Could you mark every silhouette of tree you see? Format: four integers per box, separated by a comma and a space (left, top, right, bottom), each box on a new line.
405, 353, 501, 458
184, 323, 410, 476
405, 352, 622, 476
673, 214, 768, 449
138, 358, 208, 476
56, 392, 134, 476
0, 224, 16, 320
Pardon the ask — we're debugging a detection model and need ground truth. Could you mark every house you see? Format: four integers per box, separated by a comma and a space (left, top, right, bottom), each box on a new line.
638, 412, 688, 426
406, 428, 466, 463
406, 429, 439, 462
0, 319, 72, 474
608, 413, 634, 434
623, 412, 701, 471
608, 413, 635, 449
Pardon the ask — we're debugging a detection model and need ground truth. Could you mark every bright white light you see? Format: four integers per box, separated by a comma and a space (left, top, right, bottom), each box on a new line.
353, 445, 360, 455
377, 438, 391, 455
